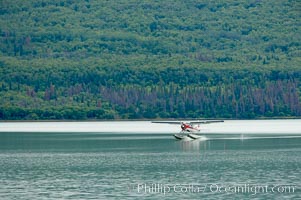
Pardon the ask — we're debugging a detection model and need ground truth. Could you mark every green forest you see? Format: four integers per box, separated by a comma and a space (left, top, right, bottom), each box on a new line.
0, 0, 300, 120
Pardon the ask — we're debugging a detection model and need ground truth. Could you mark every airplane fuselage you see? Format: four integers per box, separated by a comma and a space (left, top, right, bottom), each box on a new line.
181, 123, 201, 133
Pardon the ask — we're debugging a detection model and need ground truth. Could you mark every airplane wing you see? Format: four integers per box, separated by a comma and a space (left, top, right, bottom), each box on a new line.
152, 120, 224, 125
190, 120, 224, 124
151, 121, 182, 124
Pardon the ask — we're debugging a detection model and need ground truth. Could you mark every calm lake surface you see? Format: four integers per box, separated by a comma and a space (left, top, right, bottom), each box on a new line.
0, 120, 300, 199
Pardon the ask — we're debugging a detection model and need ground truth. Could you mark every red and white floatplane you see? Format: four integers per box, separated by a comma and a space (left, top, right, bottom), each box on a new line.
152, 120, 224, 140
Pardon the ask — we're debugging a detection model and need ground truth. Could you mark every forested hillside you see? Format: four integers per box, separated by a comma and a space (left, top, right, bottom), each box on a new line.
0, 0, 300, 119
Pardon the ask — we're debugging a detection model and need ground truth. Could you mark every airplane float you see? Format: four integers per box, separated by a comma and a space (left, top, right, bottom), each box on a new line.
152, 120, 224, 140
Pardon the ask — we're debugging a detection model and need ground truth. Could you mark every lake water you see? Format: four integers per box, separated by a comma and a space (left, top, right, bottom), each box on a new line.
0, 120, 300, 199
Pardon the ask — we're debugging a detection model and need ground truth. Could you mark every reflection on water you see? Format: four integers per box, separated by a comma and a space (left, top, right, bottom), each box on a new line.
0, 132, 301, 199
178, 135, 301, 152
1, 132, 301, 152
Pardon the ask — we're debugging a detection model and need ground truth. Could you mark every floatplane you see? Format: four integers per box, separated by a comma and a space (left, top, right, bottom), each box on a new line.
152, 120, 224, 140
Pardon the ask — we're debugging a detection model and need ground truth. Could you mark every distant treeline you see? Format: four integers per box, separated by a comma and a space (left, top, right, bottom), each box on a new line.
1, 63, 300, 119
0, 0, 300, 119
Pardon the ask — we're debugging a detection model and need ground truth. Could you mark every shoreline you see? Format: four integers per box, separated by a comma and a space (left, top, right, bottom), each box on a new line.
0, 119, 300, 134
1, 117, 301, 123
